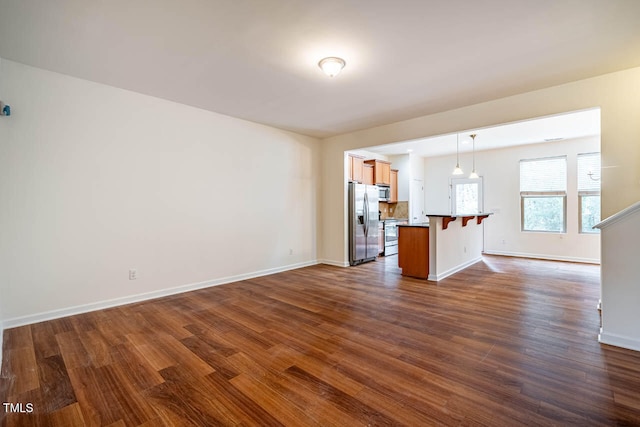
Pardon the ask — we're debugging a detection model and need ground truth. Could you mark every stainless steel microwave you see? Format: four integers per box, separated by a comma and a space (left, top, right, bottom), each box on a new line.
378, 186, 390, 202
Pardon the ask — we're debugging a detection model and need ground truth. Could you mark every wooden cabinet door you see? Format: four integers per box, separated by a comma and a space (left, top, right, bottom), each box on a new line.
390, 169, 398, 203
380, 162, 391, 185
365, 160, 391, 185
363, 164, 374, 185
349, 155, 364, 183
375, 161, 391, 185
398, 226, 429, 278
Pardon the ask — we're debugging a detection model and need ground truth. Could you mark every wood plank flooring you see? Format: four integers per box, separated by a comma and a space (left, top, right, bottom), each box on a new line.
2, 255, 640, 426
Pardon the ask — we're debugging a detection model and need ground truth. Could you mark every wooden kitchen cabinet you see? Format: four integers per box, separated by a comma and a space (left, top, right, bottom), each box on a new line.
364, 159, 391, 185
389, 169, 398, 203
398, 225, 429, 279
348, 154, 364, 183
363, 164, 374, 185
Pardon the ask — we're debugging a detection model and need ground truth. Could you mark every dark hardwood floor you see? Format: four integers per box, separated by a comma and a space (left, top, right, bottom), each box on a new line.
2, 255, 640, 426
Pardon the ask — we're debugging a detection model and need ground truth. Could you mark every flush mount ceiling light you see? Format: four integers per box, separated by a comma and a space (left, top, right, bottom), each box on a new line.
469, 134, 479, 179
318, 57, 346, 77
453, 133, 464, 175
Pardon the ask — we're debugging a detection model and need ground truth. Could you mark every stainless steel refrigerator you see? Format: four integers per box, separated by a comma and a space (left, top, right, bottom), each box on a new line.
349, 182, 379, 265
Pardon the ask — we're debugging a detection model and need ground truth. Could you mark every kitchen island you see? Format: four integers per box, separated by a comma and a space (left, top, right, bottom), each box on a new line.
398, 213, 491, 281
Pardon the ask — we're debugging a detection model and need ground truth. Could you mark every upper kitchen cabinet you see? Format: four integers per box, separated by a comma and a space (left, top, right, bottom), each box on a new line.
389, 169, 398, 203
363, 164, 374, 185
348, 154, 364, 183
364, 159, 391, 186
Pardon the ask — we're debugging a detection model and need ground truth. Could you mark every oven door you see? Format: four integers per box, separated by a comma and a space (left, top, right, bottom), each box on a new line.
384, 221, 398, 244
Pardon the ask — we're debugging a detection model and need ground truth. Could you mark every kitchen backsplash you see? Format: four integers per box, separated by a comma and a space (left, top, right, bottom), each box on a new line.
379, 201, 408, 219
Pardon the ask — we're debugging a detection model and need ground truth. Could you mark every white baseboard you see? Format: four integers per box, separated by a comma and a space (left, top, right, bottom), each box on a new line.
3, 260, 320, 329
427, 256, 483, 282
483, 250, 600, 264
0, 324, 3, 370
318, 259, 350, 267
599, 329, 640, 352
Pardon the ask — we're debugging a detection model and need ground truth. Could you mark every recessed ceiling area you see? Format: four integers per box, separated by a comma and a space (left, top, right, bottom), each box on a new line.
0, 1, 638, 138
364, 109, 601, 158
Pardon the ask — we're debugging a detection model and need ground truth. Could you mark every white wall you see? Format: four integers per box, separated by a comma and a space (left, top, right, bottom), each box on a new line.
388, 154, 410, 201
0, 59, 321, 325
0, 56, 6, 365
0, 282, 4, 367
348, 149, 388, 161
410, 154, 426, 223
321, 66, 640, 265
424, 136, 601, 263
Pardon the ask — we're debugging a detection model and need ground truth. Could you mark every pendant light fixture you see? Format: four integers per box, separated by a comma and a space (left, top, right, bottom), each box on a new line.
469, 134, 479, 179
453, 133, 464, 175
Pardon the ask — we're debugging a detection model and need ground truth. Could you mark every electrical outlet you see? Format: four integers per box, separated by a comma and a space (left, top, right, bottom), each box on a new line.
129, 269, 137, 280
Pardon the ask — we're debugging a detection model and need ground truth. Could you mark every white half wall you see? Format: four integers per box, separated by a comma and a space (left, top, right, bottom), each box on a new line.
424, 136, 601, 263
597, 203, 640, 351
0, 59, 321, 325
427, 218, 483, 281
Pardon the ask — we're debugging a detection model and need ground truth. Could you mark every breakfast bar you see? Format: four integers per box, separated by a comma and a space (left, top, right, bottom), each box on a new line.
398, 213, 491, 281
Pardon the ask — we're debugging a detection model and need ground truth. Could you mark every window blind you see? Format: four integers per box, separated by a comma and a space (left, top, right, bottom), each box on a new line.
520, 156, 567, 192
577, 152, 601, 192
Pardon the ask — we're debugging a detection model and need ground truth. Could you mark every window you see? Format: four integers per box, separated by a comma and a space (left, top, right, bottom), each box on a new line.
577, 152, 601, 233
451, 177, 483, 215
520, 156, 567, 232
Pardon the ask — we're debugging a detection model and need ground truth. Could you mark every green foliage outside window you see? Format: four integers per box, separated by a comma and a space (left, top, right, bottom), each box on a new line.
522, 196, 565, 232
581, 195, 601, 233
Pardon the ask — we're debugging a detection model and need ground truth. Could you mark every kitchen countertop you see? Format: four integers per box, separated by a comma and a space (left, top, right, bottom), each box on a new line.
398, 223, 429, 228
425, 213, 493, 218
381, 217, 408, 222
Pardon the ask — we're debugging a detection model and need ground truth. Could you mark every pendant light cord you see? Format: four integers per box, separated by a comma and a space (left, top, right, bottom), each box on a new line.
469, 133, 478, 179
472, 134, 475, 171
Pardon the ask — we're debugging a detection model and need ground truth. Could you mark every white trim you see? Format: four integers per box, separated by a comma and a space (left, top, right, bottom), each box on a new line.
3, 260, 319, 329
0, 324, 3, 370
594, 200, 640, 229
599, 329, 640, 352
483, 250, 600, 264
427, 256, 482, 281
318, 259, 350, 267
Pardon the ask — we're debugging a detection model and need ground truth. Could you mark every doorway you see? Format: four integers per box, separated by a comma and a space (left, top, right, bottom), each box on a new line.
451, 177, 483, 214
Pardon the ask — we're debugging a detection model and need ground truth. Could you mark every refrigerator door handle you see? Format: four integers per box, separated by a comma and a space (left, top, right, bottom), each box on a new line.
366, 192, 370, 236
363, 191, 369, 236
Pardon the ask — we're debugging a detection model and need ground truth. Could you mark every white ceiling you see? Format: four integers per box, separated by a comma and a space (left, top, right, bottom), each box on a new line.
366, 108, 601, 158
1, 1, 639, 138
